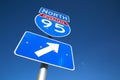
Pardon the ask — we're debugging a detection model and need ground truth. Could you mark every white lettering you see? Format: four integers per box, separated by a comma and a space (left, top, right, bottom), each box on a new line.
48, 11, 53, 16
53, 13, 58, 18
62, 16, 68, 21
40, 8, 70, 22
41, 8, 48, 14
58, 15, 62, 19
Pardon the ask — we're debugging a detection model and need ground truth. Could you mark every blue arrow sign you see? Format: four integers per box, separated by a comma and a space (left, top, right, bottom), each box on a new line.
14, 31, 75, 71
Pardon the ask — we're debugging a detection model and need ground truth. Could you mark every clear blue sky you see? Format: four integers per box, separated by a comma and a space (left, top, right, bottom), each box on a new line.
0, 0, 120, 80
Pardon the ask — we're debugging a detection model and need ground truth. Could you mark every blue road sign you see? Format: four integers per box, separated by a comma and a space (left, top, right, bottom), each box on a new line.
39, 7, 70, 22
35, 14, 71, 37
14, 31, 75, 71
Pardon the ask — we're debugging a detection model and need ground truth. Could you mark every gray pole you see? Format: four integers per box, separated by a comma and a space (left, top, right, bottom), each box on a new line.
38, 35, 52, 80
38, 63, 48, 80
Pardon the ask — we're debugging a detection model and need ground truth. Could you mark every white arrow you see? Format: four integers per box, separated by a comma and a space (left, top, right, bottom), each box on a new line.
35, 42, 59, 57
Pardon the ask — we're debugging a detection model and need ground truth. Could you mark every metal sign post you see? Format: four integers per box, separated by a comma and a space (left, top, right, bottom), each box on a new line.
38, 36, 52, 80
38, 63, 48, 80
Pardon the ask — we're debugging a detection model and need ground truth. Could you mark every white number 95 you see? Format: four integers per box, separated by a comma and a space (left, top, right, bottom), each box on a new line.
41, 19, 65, 33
